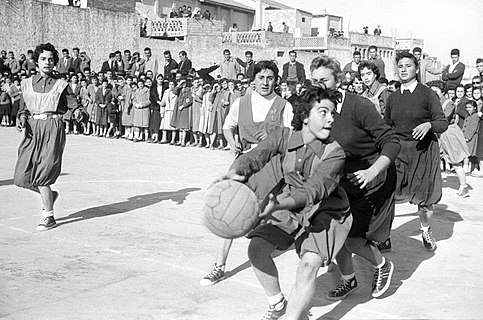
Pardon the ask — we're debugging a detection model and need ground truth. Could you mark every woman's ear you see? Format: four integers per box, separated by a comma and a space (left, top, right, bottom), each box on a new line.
303, 117, 309, 124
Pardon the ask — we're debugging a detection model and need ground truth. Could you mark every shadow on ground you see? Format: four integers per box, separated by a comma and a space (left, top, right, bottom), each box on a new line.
56, 187, 200, 226
307, 204, 462, 320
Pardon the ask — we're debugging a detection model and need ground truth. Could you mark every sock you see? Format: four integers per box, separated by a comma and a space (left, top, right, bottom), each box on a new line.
421, 224, 430, 232
341, 272, 355, 282
42, 210, 54, 218
267, 292, 284, 306
374, 256, 386, 269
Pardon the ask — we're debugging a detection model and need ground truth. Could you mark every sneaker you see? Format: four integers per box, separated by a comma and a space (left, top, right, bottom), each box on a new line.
421, 227, 437, 251
327, 276, 358, 301
199, 263, 225, 287
376, 238, 392, 253
261, 297, 287, 320
36, 216, 57, 231
372, 259, 394, 298
457, 187, 470, 198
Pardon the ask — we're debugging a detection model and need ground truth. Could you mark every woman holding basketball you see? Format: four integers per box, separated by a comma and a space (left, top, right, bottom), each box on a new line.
216, 86, 352, 320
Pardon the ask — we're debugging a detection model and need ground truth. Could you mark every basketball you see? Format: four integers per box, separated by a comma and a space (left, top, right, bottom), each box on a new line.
202, 179, 260, 239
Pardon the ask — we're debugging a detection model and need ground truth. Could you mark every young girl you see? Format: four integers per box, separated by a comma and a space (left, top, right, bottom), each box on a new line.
94, 78, 111, 137
462, 100, 479, 175
86, 76, 99, 135
132, 79, 151, 142
79, 78, 90, 134
386, 52, 448, 251
120, 76, 134, 140
0, 82, 12, 126
428, 80, 470, 197
159, 80, 177, 144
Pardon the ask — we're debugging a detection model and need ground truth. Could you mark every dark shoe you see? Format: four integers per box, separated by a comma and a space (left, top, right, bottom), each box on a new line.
36, 216, 57, 231
421, 227, 437, 251
372, 259, 394, 298
327, 276, 359, 300
146, 138, 153, 143
260, 296, 287, 320
133, 139, 141, 143
376, 238, 392, 253
152, 139, 159, 143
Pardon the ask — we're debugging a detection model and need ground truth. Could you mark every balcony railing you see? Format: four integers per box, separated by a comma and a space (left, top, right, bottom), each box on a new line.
148, 18, 188, 38
294, 37, 327, 49
222, 31, 264, 45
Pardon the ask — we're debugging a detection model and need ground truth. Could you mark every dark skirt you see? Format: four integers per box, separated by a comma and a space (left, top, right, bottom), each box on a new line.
96, 106, 108, 126
14, 117, 66, 188
475, 120, 483, 157
149, 108, 161, 131
108, 109, 118, 124
395, 136, 442, 207
176, 106, 191, 130
0, 102, 11, 116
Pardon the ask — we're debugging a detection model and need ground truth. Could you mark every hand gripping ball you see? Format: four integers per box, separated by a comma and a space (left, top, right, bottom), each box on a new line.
202, 179, 260, 239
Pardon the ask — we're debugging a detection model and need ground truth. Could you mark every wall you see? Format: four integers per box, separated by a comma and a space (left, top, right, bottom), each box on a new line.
88, 0, 135, 13
295, 10, 311, 37
0, 0, 138, 70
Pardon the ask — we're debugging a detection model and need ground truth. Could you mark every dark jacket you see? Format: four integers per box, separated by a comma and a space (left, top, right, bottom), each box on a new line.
281, 61, 306, 83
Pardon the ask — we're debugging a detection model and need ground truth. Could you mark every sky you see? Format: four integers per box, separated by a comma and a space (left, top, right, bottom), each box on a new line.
280, 0, 483, 67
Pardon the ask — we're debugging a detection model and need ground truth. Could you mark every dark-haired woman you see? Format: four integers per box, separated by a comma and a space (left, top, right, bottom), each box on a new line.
386, 52, 448, 251
220, 86, 351, 320
14, 42, 79, 231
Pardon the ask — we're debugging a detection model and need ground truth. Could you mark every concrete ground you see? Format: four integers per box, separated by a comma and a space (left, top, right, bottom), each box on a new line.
1, 126, 482, 320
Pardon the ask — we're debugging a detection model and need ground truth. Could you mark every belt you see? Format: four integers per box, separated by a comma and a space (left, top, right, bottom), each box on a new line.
32, 114, 62, 120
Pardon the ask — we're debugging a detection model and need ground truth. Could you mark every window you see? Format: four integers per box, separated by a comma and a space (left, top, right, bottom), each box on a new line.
302, 17, 306, 22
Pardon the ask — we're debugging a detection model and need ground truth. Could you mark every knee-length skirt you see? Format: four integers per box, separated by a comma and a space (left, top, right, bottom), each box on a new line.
133, 107, 150, 128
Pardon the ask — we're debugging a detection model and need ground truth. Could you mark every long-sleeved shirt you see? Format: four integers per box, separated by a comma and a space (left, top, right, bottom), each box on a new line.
219, 58, 240, 80
385, 82, 448, 140
231, 127, 348, 224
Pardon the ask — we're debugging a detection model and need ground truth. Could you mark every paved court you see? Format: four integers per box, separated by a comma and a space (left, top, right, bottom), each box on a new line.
1, 126, 482, 320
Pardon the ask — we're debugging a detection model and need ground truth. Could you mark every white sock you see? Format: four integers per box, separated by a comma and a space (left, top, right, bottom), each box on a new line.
421, 224, 430, 232
267, 292, 284, 306
374, 256, 386, 269
341, 272, 355, 281
42, 210, 54, 218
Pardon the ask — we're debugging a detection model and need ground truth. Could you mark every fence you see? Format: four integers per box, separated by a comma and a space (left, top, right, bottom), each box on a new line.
148, 18, 188, 38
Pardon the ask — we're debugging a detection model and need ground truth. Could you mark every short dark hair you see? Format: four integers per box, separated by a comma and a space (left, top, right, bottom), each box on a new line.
108, 53, 115, 58
62, 48, 69, 54
33, 42, 59, 65
368, 45, 378, 51
245, 51, 253, 57
163, 50, 171, 56
291, 85, 341, 131
353, 51, 361, 57
124, 50, 131, 54
73, 47, 80, 52
395, 51, 419, 69
179, 50, 187, 57
223, 49, 231, 55
358, 61, 380, 80
476, 58, 483, 64
114, 51, 121, 55
465, 100, 477, 109
412, 47, 422, 54
144, 47, 152, 52
464, 83, 473, 91
252, 60, 279, 81
289, 50, 297, 56
388, 80, 401, 90
450, 48, 460, 56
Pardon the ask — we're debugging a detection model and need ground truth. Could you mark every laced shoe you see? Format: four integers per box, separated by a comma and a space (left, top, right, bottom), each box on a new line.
327, 276, 358, 301
199, 263, 225, 287
372, 259, 394, 298
376, 238, 392, 253
457, 187, 470, 198
421, 227, 437, 251
36, 216, 57, 231
261, 296, 287, 320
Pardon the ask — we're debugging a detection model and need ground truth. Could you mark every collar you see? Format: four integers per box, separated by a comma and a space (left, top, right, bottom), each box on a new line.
336, 88, 346, 114
289, 61, 297, 66
400, 80, 418, 93
33, 73, 55, 84
368, 80, 383, 96
287, 130, 330, 158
